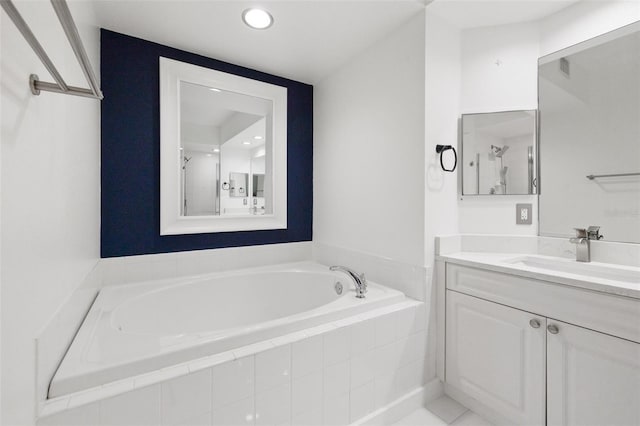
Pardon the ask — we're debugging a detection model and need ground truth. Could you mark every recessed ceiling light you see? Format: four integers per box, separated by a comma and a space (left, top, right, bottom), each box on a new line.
209, 88, 221, 92
242, 8, 273, 30
243, 141, 252, 145
206, 153, 212, 157
213, 148, 220, 153
254, 136, 263, 140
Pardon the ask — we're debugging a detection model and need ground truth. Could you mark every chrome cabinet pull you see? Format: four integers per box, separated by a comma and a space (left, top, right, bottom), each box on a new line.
547, 324, 559, 334
529, 319, 541, 329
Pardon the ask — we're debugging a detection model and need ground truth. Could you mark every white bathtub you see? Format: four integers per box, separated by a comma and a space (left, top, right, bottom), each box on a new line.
50, 262, 405, 397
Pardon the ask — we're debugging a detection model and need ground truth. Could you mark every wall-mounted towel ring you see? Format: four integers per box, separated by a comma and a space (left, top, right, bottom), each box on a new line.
436, 145, 457, 172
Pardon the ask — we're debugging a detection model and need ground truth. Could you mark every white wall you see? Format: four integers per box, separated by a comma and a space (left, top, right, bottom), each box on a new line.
457, 21, 540, 236
539, 0, 640, 57
0, 2, 101, 424
424, 11, 461, 266
314, 11, 426, 267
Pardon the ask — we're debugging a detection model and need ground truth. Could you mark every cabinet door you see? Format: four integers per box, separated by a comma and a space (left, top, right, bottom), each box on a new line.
547, 320, 640, 426
446, 291, 546, 425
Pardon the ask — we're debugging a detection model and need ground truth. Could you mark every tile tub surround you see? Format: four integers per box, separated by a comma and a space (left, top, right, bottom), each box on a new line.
37, 301, 431, 426
435, 234, 640, 268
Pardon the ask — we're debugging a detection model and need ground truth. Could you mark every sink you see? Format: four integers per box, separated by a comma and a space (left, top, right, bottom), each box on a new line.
505, 256, 640, 284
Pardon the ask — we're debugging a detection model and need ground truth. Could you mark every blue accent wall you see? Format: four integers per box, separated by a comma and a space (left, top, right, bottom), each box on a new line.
100, 30, 313, 258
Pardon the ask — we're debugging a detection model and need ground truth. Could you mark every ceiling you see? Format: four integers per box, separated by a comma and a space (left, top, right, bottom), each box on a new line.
427, 0, 582, 29
82, 0, 426, 84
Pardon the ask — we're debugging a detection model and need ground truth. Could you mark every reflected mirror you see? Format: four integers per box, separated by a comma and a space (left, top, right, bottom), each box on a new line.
161, 57, 287, 235
538, 23, 640, 243
461, 110, 537, 195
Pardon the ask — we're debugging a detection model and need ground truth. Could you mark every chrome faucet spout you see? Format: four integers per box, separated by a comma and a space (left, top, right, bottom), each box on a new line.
329, 266, 368, 298
570, 228, 591, 262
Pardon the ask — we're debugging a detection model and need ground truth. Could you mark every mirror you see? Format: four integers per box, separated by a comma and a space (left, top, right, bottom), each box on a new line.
538, 23, 640, 243
461, 110, 537, 195
160, 57, 287, 235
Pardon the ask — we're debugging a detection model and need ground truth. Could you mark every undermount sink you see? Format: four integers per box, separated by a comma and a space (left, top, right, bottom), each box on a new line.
505, 256, 640, 284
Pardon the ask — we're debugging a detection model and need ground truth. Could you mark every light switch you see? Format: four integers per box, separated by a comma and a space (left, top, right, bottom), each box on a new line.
516, 203, 533, 225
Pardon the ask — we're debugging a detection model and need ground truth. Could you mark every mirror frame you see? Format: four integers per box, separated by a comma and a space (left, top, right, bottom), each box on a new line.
460, 109, 539, 196
159, 57, 287, 235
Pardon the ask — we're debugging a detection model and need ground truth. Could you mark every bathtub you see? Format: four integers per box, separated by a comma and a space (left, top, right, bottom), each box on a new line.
50, 262, 406, 397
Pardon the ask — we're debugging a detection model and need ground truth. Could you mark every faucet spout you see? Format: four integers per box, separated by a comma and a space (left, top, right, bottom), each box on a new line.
570, 228, 591, 262
329, 266, 368, 298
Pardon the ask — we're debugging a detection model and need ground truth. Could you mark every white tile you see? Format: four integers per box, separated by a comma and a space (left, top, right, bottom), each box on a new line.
450, 411, 494, 426
400, 332, 427, 366
101, 385, 160, 426
234, 341, 275, 359
424, 396, 468, 424
350, 319, 375, 356
181, 411, 212, 426
255, 345, 291, 393
323, 326, 351, 366
350, 351, 375, 389
374, 313, 397, 347
292, 406, 323, 426
396, 304, 426, 338
391, 407, 448, 426
292, 371, 323, 416
37, 404, 100, 426
161, 370, 212, 425
255, 383, 291, 426
396, 357, 426, 395
324, 360, 350, 396
212, 357, 255, 409
292, 335, 323, 378
271, 331, 308, 347
374, 373, 397, 409
323, 393, 349, 426
374, 342, 403, 377
350, 381, 375, 423
188, 351, 235, 374
212, 396, 254, 426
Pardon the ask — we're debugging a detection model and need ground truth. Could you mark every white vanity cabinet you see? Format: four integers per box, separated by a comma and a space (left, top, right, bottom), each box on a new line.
442, 263, 640, 426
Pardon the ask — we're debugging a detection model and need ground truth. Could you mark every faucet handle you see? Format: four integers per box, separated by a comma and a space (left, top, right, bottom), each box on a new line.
587, 226, 604, 240
573, 228, 587, 238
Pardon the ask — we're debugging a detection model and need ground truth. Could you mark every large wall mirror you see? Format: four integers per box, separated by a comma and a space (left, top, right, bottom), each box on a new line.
160, 57, 287, 235
461, 110, 538, 195
538, 22, 640, 243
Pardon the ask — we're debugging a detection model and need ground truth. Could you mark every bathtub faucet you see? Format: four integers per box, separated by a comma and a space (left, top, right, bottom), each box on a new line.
329, 266, 368, 298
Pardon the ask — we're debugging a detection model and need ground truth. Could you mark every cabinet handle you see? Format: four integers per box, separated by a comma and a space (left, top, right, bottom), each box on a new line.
529, 319, 541, 328
547, 324, 559, 334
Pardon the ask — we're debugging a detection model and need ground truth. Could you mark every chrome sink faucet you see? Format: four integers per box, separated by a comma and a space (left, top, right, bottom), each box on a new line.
569, 226, 603, 262
330, 266, 368, 298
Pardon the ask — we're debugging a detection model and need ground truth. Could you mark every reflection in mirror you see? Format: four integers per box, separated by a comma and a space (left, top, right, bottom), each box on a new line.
538, 23, 640, 243
461, 110, 537, 195
160, 57, 287, 235
180, 81, 271, 216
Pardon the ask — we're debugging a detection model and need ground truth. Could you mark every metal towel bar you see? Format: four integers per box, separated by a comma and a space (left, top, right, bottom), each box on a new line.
0, 0, 103, 100
586, 172, 640, 180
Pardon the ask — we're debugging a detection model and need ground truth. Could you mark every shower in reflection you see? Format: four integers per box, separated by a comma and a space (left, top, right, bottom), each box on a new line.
489, 145, 509, 194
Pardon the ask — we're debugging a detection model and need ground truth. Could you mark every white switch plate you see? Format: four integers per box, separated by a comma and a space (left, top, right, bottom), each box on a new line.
516, 203, 532, 225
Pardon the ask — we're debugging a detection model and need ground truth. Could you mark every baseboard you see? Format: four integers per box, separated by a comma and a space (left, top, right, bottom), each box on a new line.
352, 378, 444, 426
444, 383, 510, 426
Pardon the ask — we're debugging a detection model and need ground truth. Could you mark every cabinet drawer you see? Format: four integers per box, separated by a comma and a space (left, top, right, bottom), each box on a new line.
446, 263, 640, 343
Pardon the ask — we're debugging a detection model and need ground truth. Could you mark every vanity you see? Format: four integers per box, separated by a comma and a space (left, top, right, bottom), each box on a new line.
435, 241, 640, 426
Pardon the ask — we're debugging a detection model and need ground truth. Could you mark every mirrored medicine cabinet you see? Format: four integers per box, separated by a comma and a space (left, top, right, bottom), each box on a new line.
461, 110, 538, 196
159, 57, 287, 235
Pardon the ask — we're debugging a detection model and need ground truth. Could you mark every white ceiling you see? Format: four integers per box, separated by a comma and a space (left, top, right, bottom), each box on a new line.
427, 0, 582, 29
83, 0, 426, 84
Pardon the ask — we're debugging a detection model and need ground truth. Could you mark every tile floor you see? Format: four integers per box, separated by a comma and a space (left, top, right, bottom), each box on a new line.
392, 396, 493, 426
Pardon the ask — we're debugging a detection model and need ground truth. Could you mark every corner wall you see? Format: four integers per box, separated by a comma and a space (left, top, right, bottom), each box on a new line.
0, 2, 101, 424
313, 11, 426, 267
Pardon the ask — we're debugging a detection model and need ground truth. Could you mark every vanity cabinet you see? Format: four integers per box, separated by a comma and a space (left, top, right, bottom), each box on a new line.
443, 263, 640, 426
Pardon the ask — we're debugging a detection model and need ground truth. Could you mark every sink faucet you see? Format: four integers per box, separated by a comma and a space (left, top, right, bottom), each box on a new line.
569, 228, 590, 262
569, 226, 603, 262
329, 266, 367, 298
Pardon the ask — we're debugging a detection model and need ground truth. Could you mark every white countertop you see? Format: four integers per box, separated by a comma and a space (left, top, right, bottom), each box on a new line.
437, 252, 640, 300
